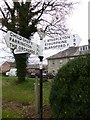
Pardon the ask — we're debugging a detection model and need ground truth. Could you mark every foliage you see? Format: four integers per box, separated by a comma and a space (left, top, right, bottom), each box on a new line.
2, 76, 51, 103
49, 55, 90, 120
0, 0, 74, 83
2, 76, 52, 118
2, 77, 36, 103
2, 110, 21, 118
14, 53, 28, 83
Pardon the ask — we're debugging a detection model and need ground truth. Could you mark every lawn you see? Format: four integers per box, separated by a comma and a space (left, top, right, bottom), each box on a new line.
1, 76, 53, 118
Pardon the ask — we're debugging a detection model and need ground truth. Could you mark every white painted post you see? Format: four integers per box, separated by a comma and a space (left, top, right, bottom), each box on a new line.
34, 76, 40, 117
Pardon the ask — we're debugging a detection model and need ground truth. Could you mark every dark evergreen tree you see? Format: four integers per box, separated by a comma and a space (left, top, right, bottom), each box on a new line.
50, 55, 90, 119
0, 0, 74, 83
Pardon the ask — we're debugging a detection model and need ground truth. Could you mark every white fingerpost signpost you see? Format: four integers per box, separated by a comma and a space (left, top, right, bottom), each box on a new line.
4, 31, 41, 55
43, 34, 81, 50
4, 30, 81, 120
4, 30, 45, 120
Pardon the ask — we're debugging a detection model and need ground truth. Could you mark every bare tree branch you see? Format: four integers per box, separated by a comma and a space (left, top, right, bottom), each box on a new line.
3, 0, 12, 13
0, 0, 75, 37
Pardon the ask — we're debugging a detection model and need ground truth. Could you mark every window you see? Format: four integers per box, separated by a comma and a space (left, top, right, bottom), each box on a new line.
52, 60, 55, 64
60, 60, 63, 64
80, 47, 82, 51
52, 70, 55, 75
83, 46, 85, 50
69, 57, 74, 60
88, 46, 89, 50
85, 46, 88, 50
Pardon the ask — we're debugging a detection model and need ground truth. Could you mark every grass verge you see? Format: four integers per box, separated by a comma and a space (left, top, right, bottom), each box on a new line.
2, 76, 52, 118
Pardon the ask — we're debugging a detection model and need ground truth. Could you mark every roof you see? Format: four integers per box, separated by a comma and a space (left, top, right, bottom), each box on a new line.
47, 47, 79, 60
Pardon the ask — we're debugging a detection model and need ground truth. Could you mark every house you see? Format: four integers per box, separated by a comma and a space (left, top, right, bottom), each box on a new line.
47, 45, 90, 75
26, 64, 48, 76
1, 61, 16, 76
1, 60, 48, 77
79, 45, 90, 55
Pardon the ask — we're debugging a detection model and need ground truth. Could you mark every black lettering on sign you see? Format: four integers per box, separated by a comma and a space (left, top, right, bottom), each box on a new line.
51, 46, 53, 48
73, 39, 76, 42
18, 41, 19, 44
63, 44, 66, 47
18, 46, 25, 51
10, 32, 13, 36
9, 37, 12, 41
23, 37, 29, 44
10, 43, 17, 49
62, 36, 70, 39
55, 38, 58, 41
12, 38, 14, 42
45, 47, 47, 50
59, 37, 61, 40
73, 35, 75, 37
10, 31, 22, 40
15, 39, 17, 43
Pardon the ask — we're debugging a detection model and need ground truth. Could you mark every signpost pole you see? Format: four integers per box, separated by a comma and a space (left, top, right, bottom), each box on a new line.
38, 56, 43, 120
38, 29, 46, 120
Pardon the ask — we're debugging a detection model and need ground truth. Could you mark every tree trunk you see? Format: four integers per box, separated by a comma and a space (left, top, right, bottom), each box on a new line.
14, 53, 28, 83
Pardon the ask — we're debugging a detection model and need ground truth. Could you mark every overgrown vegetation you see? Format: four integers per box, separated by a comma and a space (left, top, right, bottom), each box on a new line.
2, 77, 52, 118
2, 77, 35, 103
49, 55, 90, 120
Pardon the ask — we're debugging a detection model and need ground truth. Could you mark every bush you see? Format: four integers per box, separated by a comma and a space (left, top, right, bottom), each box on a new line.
49, 55, 90, 120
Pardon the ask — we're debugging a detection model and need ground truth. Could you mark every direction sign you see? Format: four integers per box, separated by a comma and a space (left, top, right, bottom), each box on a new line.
4, 31, 41, 55
43, 34, 81, 50
4, 31, 82, 55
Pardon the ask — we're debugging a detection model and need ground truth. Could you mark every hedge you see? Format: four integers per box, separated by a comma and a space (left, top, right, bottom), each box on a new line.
49, 55, 90, 120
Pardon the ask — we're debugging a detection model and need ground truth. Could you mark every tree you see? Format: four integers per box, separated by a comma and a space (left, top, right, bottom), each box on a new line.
0, 0, 74, 83
49, 55, 90, 119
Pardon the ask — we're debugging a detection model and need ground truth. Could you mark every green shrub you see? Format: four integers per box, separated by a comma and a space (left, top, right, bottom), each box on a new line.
49, 55, 90, 120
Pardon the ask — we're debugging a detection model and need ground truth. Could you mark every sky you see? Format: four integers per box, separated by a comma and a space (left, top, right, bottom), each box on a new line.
0, 0, 89, 65
67, 0, 89, 45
